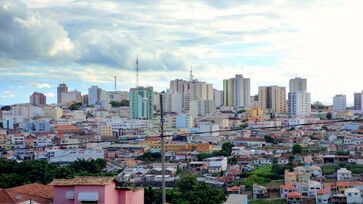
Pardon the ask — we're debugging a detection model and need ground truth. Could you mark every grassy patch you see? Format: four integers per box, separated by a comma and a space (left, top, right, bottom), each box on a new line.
250, 198, 286, 204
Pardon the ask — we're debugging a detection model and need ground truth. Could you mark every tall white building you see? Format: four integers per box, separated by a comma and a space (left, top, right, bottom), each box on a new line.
108, 91, 128, 102
258, 86, 287, 114
223, 74, 250, 110
288, 91, 311, 117
289, 77, 307, 92
288, 77, 311, 117
354, 92, 363, 111
333, 94, 347, 112
169, 78, 214, 112
61, 90, 82, 104
163, 90, 183, 113
189, 99, 216, 117
214, 89, 224, 108
88, 86, 108, 106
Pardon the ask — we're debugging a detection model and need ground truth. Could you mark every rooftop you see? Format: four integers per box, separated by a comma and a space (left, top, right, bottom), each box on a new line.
50, 176, 115, 186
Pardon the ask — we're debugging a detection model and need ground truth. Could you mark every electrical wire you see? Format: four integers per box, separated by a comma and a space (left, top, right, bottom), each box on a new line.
1, 118, 362, 152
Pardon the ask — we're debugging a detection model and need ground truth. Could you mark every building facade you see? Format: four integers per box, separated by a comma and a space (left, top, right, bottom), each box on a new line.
258, 86, 287, 114
333, 94, 347, 112
223, 74, 250, 110
30, 92, 46, 106
129, 86, 154, 120
57, 83, 68, 104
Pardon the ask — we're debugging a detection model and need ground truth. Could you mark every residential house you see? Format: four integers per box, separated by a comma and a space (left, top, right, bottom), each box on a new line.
337, 168, 352, 181
344, 188, 363, 204
50, 176, 144, 204
287, 192, 302, 204
316, 189, 330, 204
252, 184, 267, 199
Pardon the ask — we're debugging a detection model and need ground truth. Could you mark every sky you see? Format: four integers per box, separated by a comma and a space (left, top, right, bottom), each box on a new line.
1, 0, 363, 105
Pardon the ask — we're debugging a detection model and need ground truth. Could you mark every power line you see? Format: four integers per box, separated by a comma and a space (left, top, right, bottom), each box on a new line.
1, 118, 363, 152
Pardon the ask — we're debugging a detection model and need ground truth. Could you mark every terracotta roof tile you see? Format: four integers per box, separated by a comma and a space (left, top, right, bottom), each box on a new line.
3, 183, 53, 204
288, 192, 301, 199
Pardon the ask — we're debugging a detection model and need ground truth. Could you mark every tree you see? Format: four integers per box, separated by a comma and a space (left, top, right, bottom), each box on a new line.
110, 101, 122, 108
110, 99, 129, 108
136, 152, 161, 162
145, 176, 226, 204
292, 144, 303, 154
86, 111, 94, 119
0, 106, 11, 111
69, 102, 82, 110
0, 159, 112, 188
327, 112, 333, 120
264, 135, 275, 143
221, 142, 234, 156
120, 99, 129, 106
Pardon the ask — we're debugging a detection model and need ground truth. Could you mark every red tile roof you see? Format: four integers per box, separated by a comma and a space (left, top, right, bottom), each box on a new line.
288, 192, 301, 199
1, 183, 53, 204
280, 184, 295, 190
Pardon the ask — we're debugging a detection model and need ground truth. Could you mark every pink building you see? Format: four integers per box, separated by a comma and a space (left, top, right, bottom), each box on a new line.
50, 176, 144, 204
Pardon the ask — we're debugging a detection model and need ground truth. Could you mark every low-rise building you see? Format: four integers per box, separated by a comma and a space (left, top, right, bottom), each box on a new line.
50, 176, 144, 204
337, 168, 352, 181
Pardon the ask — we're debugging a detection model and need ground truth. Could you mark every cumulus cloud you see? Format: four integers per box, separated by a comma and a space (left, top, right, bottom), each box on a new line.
31, 83, 51, 88
2, 90, 14, 98
1, 0, 363, 104
0, 0, 78, 62
44, 92, 55, 98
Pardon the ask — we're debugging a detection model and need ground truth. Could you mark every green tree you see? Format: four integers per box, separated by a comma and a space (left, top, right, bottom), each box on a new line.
86, 111, 94, 119
326, 112, 333, 120
264, 135, 275, 143
220, 142, 234, 156
69, 102, 82, 110
0, 106, 11, 111
145, 176, 226, 204
136, 152, 162, 162
0, 159, 111, 188
120, 99, 129, 106
110, 101, 122, 107
292, 144, 303, 154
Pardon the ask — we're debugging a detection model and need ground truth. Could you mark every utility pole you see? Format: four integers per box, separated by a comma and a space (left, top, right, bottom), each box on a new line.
114, 76, 117, 91
159, 92, 166, 204
136, 57, 139, 87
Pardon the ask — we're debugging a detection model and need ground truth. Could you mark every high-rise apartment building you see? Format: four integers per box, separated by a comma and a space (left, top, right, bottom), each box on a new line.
333, 94, 347, 112
223, 78, 234, 107
223, 74, 250, 110
61, 90, 82, 104
57, 83, 68, 104
108, 91, 129, 102
289, 77, 307, 92
129, 86, 153, 120
288, 77, 311, 117
189, 99, 216, 117
288, 91, 311, 117
30, 92, 47, 106
88, 86, 108, 106
258, 86, 287, 114
163, 90, 183, 114
354, 92, 363, 111
214, 89, 224, 108
169, 78, 214, 112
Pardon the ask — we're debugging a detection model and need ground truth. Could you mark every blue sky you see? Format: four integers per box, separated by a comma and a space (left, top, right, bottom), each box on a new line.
1, 0, 363, 105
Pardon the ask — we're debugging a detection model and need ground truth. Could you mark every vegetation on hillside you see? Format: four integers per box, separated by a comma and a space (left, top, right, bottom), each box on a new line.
0, 159, 113, 188
145, 176, 226, 204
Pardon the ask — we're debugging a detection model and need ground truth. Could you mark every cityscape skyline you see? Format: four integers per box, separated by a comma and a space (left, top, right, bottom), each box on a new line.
1, 0, 363, 105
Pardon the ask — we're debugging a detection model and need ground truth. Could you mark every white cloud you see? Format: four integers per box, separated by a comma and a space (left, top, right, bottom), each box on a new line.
32, 83, 51, 88
1, 0, 363, 104
44, 92, 55, 98
2, 91, 14, 98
